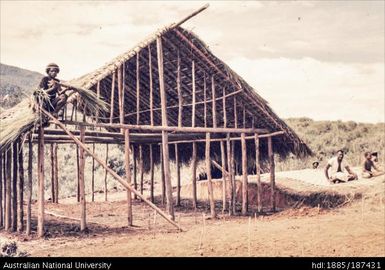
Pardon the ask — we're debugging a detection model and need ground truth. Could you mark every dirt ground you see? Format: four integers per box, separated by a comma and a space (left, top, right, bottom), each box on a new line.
2, 175, 385, 257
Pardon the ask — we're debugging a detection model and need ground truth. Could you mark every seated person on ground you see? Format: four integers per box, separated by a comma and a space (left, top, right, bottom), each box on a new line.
38, 63, 68, 117
362, 152, 384, 178
325, 150, 357, 184
371, 152, 383, 170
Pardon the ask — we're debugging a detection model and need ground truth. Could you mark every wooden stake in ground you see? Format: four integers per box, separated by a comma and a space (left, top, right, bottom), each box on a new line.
91, 143, 95, 202
104, 144, 109, 201
205, 133, 216, 219
220, 141, 227, 212
79, 126, 86, 231
76, 145, 80, 202
175, 144, 181, 206
139, 145, 144, 199
124, 129, 133, 226
241, 132, 248, 215
11, 141, 18, 232
254, 133, 262, 213
149, 145, 154, 203
54, 143, 58, 203
37, 127, 45, 237
267, 136, 276, 212
0, 151, 3, 227
5, 147, 11, 231
17, 139, 24, 232
26, 133, 32, 235
50, 144, 55, 203
192, 142, 198, 210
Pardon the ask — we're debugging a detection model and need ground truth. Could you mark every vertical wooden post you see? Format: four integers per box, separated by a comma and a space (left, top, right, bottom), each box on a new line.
223, 88, 227, 128
191, 142, 197, 210
0, 151, 3, 228
124, 129, 133, 226
17, 140, 24, 232
50, 144, 55, 203
37, 127, 45, 237
133, 146, 138, 200
109, 71, 116, 124
203, 74, 207, 127
104, 144, 109, 202
149, 145, 154, 203
268, 136, 276, 212
136, 52, 140, 125
175, 144, 181, 206
211, 76, 217, 128
2, 151, 5, 226
241, 133, 248, 215
76, 146, 80, 202
227, 135, 236, 214
191, 60, 196, 127
177, 50, 183, 128
205, 133, 216, 219
160, 147, 165, 204
157, 36, 175, 220
54, 143, 58, 203
12, 142, 18, 232
91, 143, 95, 202
5, 147, 11, 231
148, 45, 154, 126
139, 145, 144, 199
234, 97, 238, 128
220, 141, 227, 212
118, 64, 124, 128
254, 134, 262, 213
26, 133, 32, 235
96, 81, 100, 123
79, 126, 86, 231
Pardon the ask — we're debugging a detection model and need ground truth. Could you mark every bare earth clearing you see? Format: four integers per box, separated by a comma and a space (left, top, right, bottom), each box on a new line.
2, 171, 385, 257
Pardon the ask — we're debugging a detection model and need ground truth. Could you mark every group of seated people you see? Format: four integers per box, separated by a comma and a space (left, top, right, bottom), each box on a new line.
322, 150, 383, 184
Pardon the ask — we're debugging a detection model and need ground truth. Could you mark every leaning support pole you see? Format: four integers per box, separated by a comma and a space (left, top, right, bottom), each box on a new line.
268, 136, 276, 212
37, 127, 45, 237
124, 129, 133, 226
26, 133, 33, 235
255, 134, 262, 213
79, 126, 86, 231
205, 133, 216, 219
42, 109, 183, 231
241, 133, 248, 215
17, 139, 24, 232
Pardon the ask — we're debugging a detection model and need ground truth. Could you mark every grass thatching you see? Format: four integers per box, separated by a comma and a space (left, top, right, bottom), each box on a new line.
0, 84, 109, 152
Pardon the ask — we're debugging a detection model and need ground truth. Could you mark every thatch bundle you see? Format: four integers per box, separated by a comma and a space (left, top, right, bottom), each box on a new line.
0, 84, 109, 152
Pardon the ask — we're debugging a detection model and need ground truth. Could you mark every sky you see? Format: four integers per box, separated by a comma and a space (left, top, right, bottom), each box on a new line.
1, 1, 384, 123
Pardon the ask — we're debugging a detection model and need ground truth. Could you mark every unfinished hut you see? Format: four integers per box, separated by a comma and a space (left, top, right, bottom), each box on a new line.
0, 7, 311, 237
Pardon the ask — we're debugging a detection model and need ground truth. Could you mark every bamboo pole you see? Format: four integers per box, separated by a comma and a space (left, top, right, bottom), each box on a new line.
139, 145, 144, 199
54, 143, 58, 203
174, 4, 209, 27
91, 143, 95, 202
42, 109, 183, 231
158, 36, 175, 220
220, 141, 227, 212
37, 127, 45, 237
234, 96, 238, 128
268, 136, 276, 212
2, 151, 5, 227
17, 140, 24, 232
26, 134, 32, 235
175, 144, 181, 206
109, 71, 115, 124
148, 45, 154, 126
12, 142, 18, 232
160, 147, 165, 204
205, 133, 216, 219
79, 126, 86, 231
96, 81, 100, 123
211, 76, 217, 128
133, 146, 138, 200
149, 145, 154, 203
204, 74, 207, 127
136, 52, 140, 125
255, 134, 262, 213
177, 50, 183, 128
241, 133, 248, 215
228, 135, 236, 214
118, 64, 124, 128
223, 88, 227, 128
104, 144, 109, 202
50, 144, 55, 203
192, 142, 197, 210
5, 147, 11, 231
0, 151, 2, 228
192, 60, 196, 127
124, 129, 133, 226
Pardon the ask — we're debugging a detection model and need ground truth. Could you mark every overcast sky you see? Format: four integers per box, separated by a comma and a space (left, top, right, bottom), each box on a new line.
1, 1, 384, 123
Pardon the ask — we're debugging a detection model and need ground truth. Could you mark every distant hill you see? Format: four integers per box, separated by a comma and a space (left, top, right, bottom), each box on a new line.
0, 63, 43, 108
